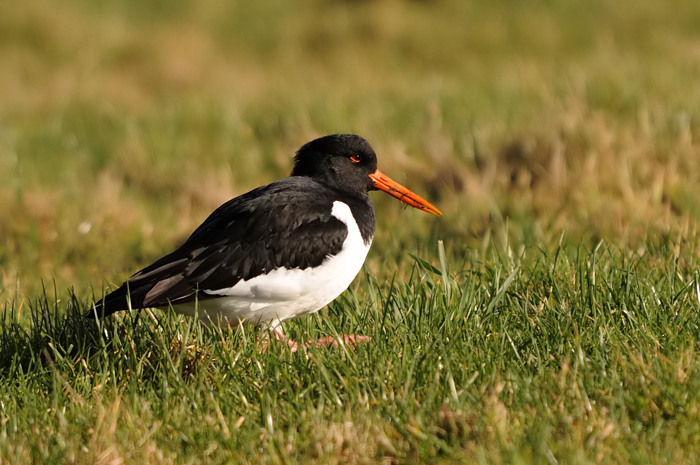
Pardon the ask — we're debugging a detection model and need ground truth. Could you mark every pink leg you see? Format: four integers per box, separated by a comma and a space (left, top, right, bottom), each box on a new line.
261, 329, 370, 353
307, 334, 371, 349
273, 329, 300, 353
259, 327, 300, 352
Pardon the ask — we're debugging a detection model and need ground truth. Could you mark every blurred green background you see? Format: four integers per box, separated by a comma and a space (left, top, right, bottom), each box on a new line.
1, 0, 699, 300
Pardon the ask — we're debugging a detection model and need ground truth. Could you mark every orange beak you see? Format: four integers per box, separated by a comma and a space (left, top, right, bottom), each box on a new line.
369, 169, 443, 216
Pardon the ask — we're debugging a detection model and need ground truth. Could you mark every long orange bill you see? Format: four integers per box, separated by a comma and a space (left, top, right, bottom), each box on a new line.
369, 169, 443, 216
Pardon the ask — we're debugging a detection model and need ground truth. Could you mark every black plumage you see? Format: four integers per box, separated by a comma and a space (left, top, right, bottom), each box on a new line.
89, 134, 441, 329
90, 134, 377, 318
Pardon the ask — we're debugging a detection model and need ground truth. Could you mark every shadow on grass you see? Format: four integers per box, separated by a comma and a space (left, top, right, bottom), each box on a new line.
0, 284, 119, 377
0, 284, 253, 386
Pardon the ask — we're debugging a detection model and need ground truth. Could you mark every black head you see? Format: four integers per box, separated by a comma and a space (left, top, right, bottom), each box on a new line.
291, 134, 378, 196
291, 134, 444, 216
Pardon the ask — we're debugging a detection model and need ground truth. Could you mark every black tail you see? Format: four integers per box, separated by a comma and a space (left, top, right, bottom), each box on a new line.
86, 250, 196, 319
87, 284, 140, 319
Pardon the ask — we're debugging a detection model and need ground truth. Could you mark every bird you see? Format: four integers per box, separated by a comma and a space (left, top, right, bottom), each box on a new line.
88, 134, 442, 349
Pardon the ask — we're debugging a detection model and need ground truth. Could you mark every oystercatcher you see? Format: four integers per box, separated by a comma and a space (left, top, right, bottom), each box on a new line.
89, 134, 441, 348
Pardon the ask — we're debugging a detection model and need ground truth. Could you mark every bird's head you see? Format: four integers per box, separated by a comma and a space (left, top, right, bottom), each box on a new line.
292, 134, 442, 216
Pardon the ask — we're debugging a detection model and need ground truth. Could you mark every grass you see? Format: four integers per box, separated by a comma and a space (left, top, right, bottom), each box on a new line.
1, 0, 700, 462
2, 240, 700, 463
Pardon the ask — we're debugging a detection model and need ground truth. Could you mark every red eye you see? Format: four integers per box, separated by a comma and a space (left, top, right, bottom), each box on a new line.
350, 155, 361, 163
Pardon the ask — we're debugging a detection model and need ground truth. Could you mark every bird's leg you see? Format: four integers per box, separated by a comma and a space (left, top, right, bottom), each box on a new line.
260, 323, 369, 352
258, 324, 300, 353
272, 326, 300, 353
307, 334, 371, 349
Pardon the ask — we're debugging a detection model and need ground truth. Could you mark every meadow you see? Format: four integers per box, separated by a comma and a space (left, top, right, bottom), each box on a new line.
1, 0, 699, 463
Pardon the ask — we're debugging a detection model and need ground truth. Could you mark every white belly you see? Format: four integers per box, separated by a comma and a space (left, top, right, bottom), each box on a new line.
171, 201, 371, 329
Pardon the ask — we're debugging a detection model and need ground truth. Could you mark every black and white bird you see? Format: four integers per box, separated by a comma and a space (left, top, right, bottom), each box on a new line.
89, 134, 441, 346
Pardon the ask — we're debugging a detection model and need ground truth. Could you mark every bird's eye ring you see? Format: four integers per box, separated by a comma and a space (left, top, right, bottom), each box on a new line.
350, 155, 361, 163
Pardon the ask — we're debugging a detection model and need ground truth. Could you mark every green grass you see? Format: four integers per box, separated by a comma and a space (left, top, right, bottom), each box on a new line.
2, 0, 700, 462
2, 240, 700, 463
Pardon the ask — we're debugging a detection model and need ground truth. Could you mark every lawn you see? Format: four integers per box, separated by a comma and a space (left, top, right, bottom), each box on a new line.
1, 0, 700, 463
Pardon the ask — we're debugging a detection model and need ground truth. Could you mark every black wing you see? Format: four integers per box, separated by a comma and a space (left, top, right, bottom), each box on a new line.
89, 178, 352, 317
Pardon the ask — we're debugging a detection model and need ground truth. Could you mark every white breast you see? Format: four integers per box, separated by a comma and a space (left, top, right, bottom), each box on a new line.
171, 201, 371, 329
